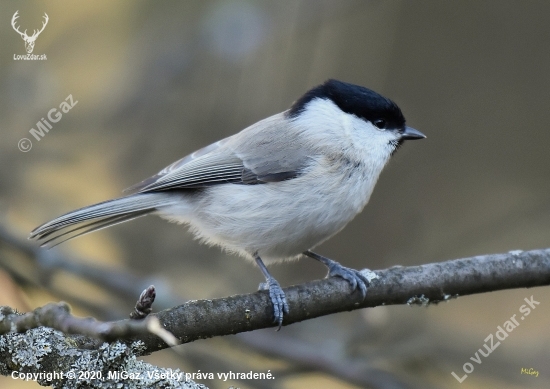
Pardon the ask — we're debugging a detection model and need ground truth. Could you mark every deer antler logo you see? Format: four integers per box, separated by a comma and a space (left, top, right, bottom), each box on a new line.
11, 11, 49, 54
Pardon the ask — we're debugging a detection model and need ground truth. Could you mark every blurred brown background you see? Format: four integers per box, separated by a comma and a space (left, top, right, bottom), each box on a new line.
1, 1, 549, 388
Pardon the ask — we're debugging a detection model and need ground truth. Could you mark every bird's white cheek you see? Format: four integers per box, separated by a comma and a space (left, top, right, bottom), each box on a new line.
346, 118, 395, 164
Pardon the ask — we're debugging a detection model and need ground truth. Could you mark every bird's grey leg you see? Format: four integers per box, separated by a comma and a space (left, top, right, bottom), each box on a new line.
255, 255, 289, 330
304, 250, 368, 298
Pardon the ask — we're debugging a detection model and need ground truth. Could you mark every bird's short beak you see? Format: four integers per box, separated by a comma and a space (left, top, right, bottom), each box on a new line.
401, 126, 426, 140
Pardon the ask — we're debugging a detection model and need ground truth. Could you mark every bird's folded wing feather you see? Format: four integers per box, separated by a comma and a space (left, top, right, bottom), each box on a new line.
127, 112, 311, 192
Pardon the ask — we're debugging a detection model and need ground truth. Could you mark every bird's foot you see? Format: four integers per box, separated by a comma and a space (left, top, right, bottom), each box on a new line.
304, 250, 369, 298
258, 277, 289, 330
327, 261, 369, 298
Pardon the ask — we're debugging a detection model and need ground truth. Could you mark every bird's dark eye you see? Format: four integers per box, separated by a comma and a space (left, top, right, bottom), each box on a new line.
374, 119, 387, 129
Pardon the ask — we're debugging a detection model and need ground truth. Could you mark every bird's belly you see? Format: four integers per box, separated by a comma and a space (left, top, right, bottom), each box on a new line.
180, 172, 373, 263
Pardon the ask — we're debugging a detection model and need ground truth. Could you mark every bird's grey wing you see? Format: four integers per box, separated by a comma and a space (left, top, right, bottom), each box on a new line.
124, 138, 232, 192
129, 113, 310, 192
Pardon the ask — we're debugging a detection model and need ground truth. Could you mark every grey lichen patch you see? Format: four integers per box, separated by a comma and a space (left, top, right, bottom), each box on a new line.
406, 294, 430, 307
508, 250, 524, 256
0, 326, 207, 388
443, 294, 459, 301
0, 327, 58, 368
360, 269, 379, 283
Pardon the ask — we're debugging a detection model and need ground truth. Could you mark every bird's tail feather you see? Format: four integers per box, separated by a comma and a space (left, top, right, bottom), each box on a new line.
29, 193, 177, 247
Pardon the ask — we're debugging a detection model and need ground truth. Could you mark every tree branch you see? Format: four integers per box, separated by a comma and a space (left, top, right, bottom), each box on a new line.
132, 248, 550, 353
1, 248, 548, 388
0, 300, 177, 347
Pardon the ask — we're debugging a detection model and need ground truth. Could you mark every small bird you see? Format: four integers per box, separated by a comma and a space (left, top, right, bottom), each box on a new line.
30, 79, 425, 329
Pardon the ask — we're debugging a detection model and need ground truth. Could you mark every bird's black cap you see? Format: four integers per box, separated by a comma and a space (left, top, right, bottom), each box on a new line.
287, 79, 406, 130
